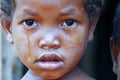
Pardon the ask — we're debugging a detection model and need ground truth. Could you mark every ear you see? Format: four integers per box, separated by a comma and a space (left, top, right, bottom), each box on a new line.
88, 12, 100, 41
110, 37, 119, 74
0, 10, 13, 44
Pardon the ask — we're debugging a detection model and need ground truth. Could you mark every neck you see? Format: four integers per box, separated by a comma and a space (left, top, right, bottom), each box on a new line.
59, 66, 95, 80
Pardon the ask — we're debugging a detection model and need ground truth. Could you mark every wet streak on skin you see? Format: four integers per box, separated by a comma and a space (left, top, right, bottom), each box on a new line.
26, 31, 32, 63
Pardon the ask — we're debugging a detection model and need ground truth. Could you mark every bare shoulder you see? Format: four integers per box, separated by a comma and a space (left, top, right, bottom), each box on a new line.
77, 69, 95, 80
21, 70, 42, 80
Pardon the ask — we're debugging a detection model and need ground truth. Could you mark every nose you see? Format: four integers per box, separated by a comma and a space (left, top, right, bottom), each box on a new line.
39, 34, 61, 50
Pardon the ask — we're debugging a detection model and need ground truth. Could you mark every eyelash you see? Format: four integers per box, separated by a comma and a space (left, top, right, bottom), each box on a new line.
60, 19, 78, 28
22, 19, 78, 30
22, 19, 39, 29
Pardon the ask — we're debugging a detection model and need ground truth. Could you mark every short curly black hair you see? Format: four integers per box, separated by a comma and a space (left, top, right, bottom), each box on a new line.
1, 0, 104, 22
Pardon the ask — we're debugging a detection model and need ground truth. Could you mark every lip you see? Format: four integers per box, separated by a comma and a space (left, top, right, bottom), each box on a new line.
35, 52, 64, 70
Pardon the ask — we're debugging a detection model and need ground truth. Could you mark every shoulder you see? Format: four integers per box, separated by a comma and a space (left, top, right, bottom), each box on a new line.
76, 69, 95, 80
21, 70, 42, 80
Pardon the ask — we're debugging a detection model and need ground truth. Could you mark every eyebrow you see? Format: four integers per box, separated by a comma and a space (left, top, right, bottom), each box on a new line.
24, 9, 38, 15
60, 7, 78, 16
16, 9, 39, 19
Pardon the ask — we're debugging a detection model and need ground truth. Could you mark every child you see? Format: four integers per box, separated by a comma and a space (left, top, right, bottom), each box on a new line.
110, 2, 120, 80
0, 0, 103, 80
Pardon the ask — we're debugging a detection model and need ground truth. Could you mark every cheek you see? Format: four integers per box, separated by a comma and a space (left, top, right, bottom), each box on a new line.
12, 28, 31, 63
12, 25, 28, 51
63, 43, 86, 67
60, 28, 88, 65
64, 27, 88, 46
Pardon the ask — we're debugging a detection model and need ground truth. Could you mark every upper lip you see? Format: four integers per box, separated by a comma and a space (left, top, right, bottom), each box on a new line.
36, 52, 63, 62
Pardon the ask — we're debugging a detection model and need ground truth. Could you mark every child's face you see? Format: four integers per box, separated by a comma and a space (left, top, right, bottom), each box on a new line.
11, 0, 91, 79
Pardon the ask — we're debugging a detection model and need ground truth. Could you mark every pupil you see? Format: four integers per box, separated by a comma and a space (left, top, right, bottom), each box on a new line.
65, 19, 74, 26
25, 19, 34, 26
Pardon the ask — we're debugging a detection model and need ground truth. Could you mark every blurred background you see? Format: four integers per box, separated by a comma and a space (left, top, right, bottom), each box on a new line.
0, 21, 1, 80
1, 0, 119, 80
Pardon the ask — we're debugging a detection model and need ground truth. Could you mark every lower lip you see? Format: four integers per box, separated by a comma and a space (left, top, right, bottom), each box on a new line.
35, 61, 64, 70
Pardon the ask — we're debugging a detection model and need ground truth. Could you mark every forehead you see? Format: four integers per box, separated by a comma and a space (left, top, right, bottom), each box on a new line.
15, 0, 86, 11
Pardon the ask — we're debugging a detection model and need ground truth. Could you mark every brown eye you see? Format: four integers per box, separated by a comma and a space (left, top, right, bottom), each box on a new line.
65, 19, 75, 26
62, 19, 78, 28
23, 19, 38, 29
25, 19, 34, 26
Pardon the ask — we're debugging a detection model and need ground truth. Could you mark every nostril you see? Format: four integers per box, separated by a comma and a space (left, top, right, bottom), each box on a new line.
39, 38, 61, 49
39, 42, 50, 49
53, 40, 61, 49
39, 39, 46, 48
42, 45, 50, 49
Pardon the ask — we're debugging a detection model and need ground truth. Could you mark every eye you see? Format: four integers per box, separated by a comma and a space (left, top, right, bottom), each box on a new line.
61, 19, 78, 28
23, 19, 38, 29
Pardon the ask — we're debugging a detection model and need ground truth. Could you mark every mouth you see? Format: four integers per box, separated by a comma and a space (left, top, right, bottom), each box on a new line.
35, 52, 64, 70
